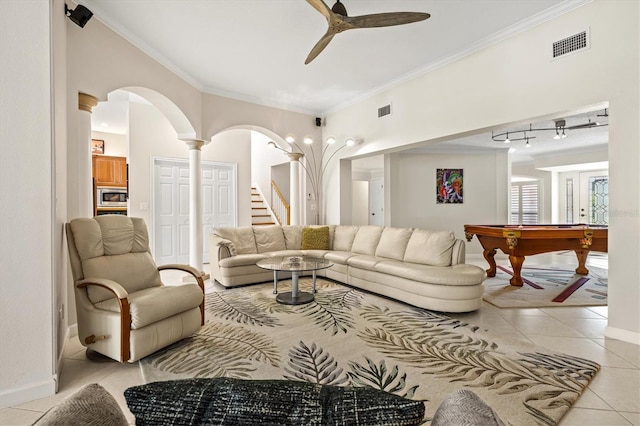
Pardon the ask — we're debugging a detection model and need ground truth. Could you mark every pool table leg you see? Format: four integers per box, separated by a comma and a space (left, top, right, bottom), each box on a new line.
574, 250, 590, 275
483, 249, 497, 277
509, 255, 524, 287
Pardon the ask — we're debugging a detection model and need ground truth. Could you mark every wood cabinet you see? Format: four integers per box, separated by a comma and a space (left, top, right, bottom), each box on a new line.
92, 155, 127, 187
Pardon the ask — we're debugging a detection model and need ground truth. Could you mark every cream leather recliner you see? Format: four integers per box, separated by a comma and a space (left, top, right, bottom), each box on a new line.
66, 216, 205, 362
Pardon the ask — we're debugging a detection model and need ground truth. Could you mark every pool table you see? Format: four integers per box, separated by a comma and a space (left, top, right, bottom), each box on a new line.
464, 224, 608, 286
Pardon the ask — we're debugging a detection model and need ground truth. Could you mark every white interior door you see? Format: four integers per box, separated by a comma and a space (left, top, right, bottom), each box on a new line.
579, 170, 609, 225
153, 158, 237, 265
370, 177, 384, 225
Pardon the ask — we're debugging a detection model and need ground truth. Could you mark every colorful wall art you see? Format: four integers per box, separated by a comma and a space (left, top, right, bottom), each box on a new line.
436, 168, 463, 204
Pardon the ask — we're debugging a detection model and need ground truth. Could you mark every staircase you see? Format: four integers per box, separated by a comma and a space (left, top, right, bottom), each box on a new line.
251, 187, 275, 225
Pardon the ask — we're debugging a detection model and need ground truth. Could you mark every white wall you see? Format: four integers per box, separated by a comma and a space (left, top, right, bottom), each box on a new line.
387, 151, 509, 246
0, 0, 56, 407
324, 1, 639, 343
352, 181, 369, 225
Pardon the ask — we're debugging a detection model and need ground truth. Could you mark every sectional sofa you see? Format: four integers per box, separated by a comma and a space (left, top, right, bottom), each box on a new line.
208, 225, 486, 312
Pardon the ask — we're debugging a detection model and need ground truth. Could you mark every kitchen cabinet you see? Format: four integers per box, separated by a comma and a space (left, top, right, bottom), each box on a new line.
92, 155, 127, 187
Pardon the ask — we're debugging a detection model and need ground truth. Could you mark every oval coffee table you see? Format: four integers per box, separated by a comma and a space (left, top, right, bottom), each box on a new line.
257, 256, 333, 305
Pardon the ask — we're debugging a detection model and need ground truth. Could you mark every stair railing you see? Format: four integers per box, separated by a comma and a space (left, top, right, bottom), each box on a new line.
271, 180, 290, 225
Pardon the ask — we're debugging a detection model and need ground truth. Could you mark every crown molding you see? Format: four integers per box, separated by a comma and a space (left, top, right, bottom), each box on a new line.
324, 0, 593, 116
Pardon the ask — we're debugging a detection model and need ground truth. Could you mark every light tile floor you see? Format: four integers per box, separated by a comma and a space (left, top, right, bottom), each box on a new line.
2, 254, 638, 425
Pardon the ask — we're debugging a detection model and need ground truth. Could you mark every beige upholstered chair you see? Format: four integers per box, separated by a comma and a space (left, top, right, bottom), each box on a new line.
66, 216, 204, 363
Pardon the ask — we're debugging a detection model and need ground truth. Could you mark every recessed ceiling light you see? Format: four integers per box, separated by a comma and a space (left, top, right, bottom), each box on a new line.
100, 122, 109, 127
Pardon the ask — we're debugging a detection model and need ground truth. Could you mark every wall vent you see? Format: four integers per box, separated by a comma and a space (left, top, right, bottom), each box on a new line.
378, 104, 391, 118
552, 29, 590, 59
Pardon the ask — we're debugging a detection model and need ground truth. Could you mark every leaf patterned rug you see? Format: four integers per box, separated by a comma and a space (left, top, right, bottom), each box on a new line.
482, 264, 608, 309
140, 279, 600, 425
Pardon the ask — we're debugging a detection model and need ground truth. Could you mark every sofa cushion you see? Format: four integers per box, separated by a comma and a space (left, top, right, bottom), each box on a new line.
94, 284, 203, 329
375, 227, 414, 260
282, 225, 304, 249
214, 227, 257, 254
351, 226, 384, 255
125, 377, 424, 426
431, 389, 505, 426
403, 229, 456, 267
34, 383, 128, 426
332, 225, 359, 251
219, 253, 269, 268
325, 251, 355, 265
301, 226, 330, 250
348, 254, 382, 270
253, 226, 286, 253
376, 261, 485, 286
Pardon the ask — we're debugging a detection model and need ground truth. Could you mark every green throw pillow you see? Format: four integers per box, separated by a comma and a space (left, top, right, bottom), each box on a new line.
301, 226, 330, 250
125, 378, 425, 425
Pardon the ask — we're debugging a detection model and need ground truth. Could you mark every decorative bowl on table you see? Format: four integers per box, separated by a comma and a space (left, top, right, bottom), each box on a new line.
288, 256, 302, 264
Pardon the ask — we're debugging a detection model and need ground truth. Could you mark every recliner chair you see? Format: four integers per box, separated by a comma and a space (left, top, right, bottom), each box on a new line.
66, 216, 204, 362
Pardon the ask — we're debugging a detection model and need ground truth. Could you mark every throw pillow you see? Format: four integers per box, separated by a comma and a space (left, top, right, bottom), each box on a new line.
34, 383, 129, 426
431, 389, 506, 426
301, 226, 330, 250
125, 377, 425, 425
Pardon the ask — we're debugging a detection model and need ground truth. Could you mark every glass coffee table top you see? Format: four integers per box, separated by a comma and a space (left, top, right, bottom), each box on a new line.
256, 256, 332, 272
257, 256, 333, 305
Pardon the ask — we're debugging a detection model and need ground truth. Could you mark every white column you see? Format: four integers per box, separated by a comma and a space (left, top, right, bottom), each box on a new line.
288, 153, 304, 225
184, 139, 205, 273
78, 93, 98, 217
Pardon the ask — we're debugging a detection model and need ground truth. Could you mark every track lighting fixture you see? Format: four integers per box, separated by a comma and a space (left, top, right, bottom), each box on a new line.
491, 110, 608, 147
65, 3, 93, 28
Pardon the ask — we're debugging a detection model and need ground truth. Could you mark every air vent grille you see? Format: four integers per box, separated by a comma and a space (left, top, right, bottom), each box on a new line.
378, 104, 391, 118
552, 30, 589, 59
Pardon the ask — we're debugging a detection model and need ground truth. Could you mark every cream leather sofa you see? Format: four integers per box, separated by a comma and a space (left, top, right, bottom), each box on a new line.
209, 225, 486, 313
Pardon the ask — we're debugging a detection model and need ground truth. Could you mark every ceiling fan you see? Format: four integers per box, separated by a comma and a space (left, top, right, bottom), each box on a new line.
305, 0, 431, 64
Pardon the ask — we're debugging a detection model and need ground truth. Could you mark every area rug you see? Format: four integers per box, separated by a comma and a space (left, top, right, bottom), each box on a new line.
482, 264, 608, 309
140, 279, 600, 426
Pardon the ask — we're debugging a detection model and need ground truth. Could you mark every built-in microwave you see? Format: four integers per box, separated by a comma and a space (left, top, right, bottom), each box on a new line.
97, 187, 128, 208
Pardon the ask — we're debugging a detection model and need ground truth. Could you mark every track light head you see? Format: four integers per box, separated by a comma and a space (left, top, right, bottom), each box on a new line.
65, 3, 93, 28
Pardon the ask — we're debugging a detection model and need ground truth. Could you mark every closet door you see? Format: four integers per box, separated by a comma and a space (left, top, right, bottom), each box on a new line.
153, 158, 237, 265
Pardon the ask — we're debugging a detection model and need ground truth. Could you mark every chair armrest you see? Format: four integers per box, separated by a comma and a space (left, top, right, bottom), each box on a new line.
77, 278, 131, 362
158, 263, 203, 279
158, 264, 205, 288
77, 278, 129, 299
158, 264, 205, 325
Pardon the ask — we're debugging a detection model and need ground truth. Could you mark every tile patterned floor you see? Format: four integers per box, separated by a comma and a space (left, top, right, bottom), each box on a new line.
1, 254, 638, 425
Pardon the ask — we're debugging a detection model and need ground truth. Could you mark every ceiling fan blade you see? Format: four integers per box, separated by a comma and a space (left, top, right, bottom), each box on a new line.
306, 0, 332, 20
348, 12, 430, 29
305, 31, 336, 64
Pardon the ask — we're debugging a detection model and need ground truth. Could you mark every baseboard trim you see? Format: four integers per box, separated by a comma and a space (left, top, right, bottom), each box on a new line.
605, 325, 640, 345
0, 377, 57, 409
